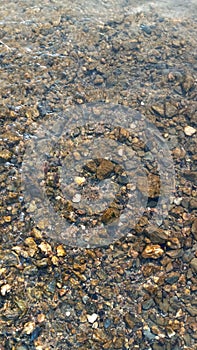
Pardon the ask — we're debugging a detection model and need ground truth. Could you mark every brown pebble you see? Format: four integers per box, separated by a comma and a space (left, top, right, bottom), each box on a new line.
190, 258, 197, 273
142, 244, 164, 259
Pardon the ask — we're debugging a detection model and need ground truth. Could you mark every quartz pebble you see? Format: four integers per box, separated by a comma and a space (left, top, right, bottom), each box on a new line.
72, 193, 81, 203
184, 126, 196, 136
1, 284, 11, 296
87, 313, 98, 323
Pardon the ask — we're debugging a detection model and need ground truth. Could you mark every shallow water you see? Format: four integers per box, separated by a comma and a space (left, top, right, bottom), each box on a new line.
0, 1, 197, 349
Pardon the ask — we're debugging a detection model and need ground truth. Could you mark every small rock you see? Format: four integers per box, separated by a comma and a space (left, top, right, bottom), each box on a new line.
94, 75, 104, 85
124, 313, 135, 328
84, 160, 97, 173
117, 148, 124, 157
92, 328, 108, 342
165, 102, 178, 117
190, 199, 197, 209
167, 238, 181, 249
184, 126, 196, 136
37, 313, 45, 323
186, 305, 197, 317
96, 159, 114, 180
190, 258, 197, 273
166, 326, 176, 338
23, 321, 36, 335
182, 171, 197, 185
174, 197, 182, 205
140, 24, 152, 35
24, 237, 38, 257
101, 207, 120, 224
142, 298, 155, 310
104, 319, 111, 329
181, 75, 195, 93
56, 245, 66, 257
26, 201, 37, 213
137, 174, 160, 198
151, 104, 165, 117
165, 272, 179, 284
1, 284, 11, 296
143, 326, 156, 340
87, 313, 98, 323
192, 219, 197, 239
38, 241, 52, 255
0, 149, 12, 161
72, 193, 81, 203
172, 147, 186, 159
142, 244, 164, 259
74, 176, 86, 185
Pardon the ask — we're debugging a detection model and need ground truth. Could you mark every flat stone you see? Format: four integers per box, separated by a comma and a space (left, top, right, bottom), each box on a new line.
137, 174, 160, 198
182, 171, 197, 185
96, 159, 114, 180
165, 272, 179, 284
186, 305, 197, 317
165, 102, 178, 117
151, 104, 165, 117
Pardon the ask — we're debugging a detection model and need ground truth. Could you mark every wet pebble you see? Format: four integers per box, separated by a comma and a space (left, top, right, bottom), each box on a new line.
184, 126, 196, 136
140, 24, 152, 35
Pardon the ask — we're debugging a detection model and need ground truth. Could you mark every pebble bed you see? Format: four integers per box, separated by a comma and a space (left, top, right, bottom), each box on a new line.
0, 1, 197, 349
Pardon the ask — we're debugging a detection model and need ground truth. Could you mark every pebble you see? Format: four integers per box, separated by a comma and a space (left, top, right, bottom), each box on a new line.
74, 176, 86, 185
142, 244, 164, 259
87, 313, 98, 324
0, 149, 12, 160
38, 241, 52, 255
174, 197, 182, 205
192, 219, 197, 239
56, 245, 66, 257
184, 126, 196, 136
23, 321, 36, 335
190, 258, 197, 273
104, 319, 111, 329
1, 284, 11, 296
165, 272, 179, 284
140, 24, 152, 35
72, 193, 81, 203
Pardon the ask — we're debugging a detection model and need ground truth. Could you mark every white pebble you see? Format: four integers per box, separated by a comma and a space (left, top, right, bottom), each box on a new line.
87, 313, 98, 323
174, 197, 182, 205
1, 284, 11, 296
118, 148, 124, 156
72, 193, 81, 203
184, 126, 196, 136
